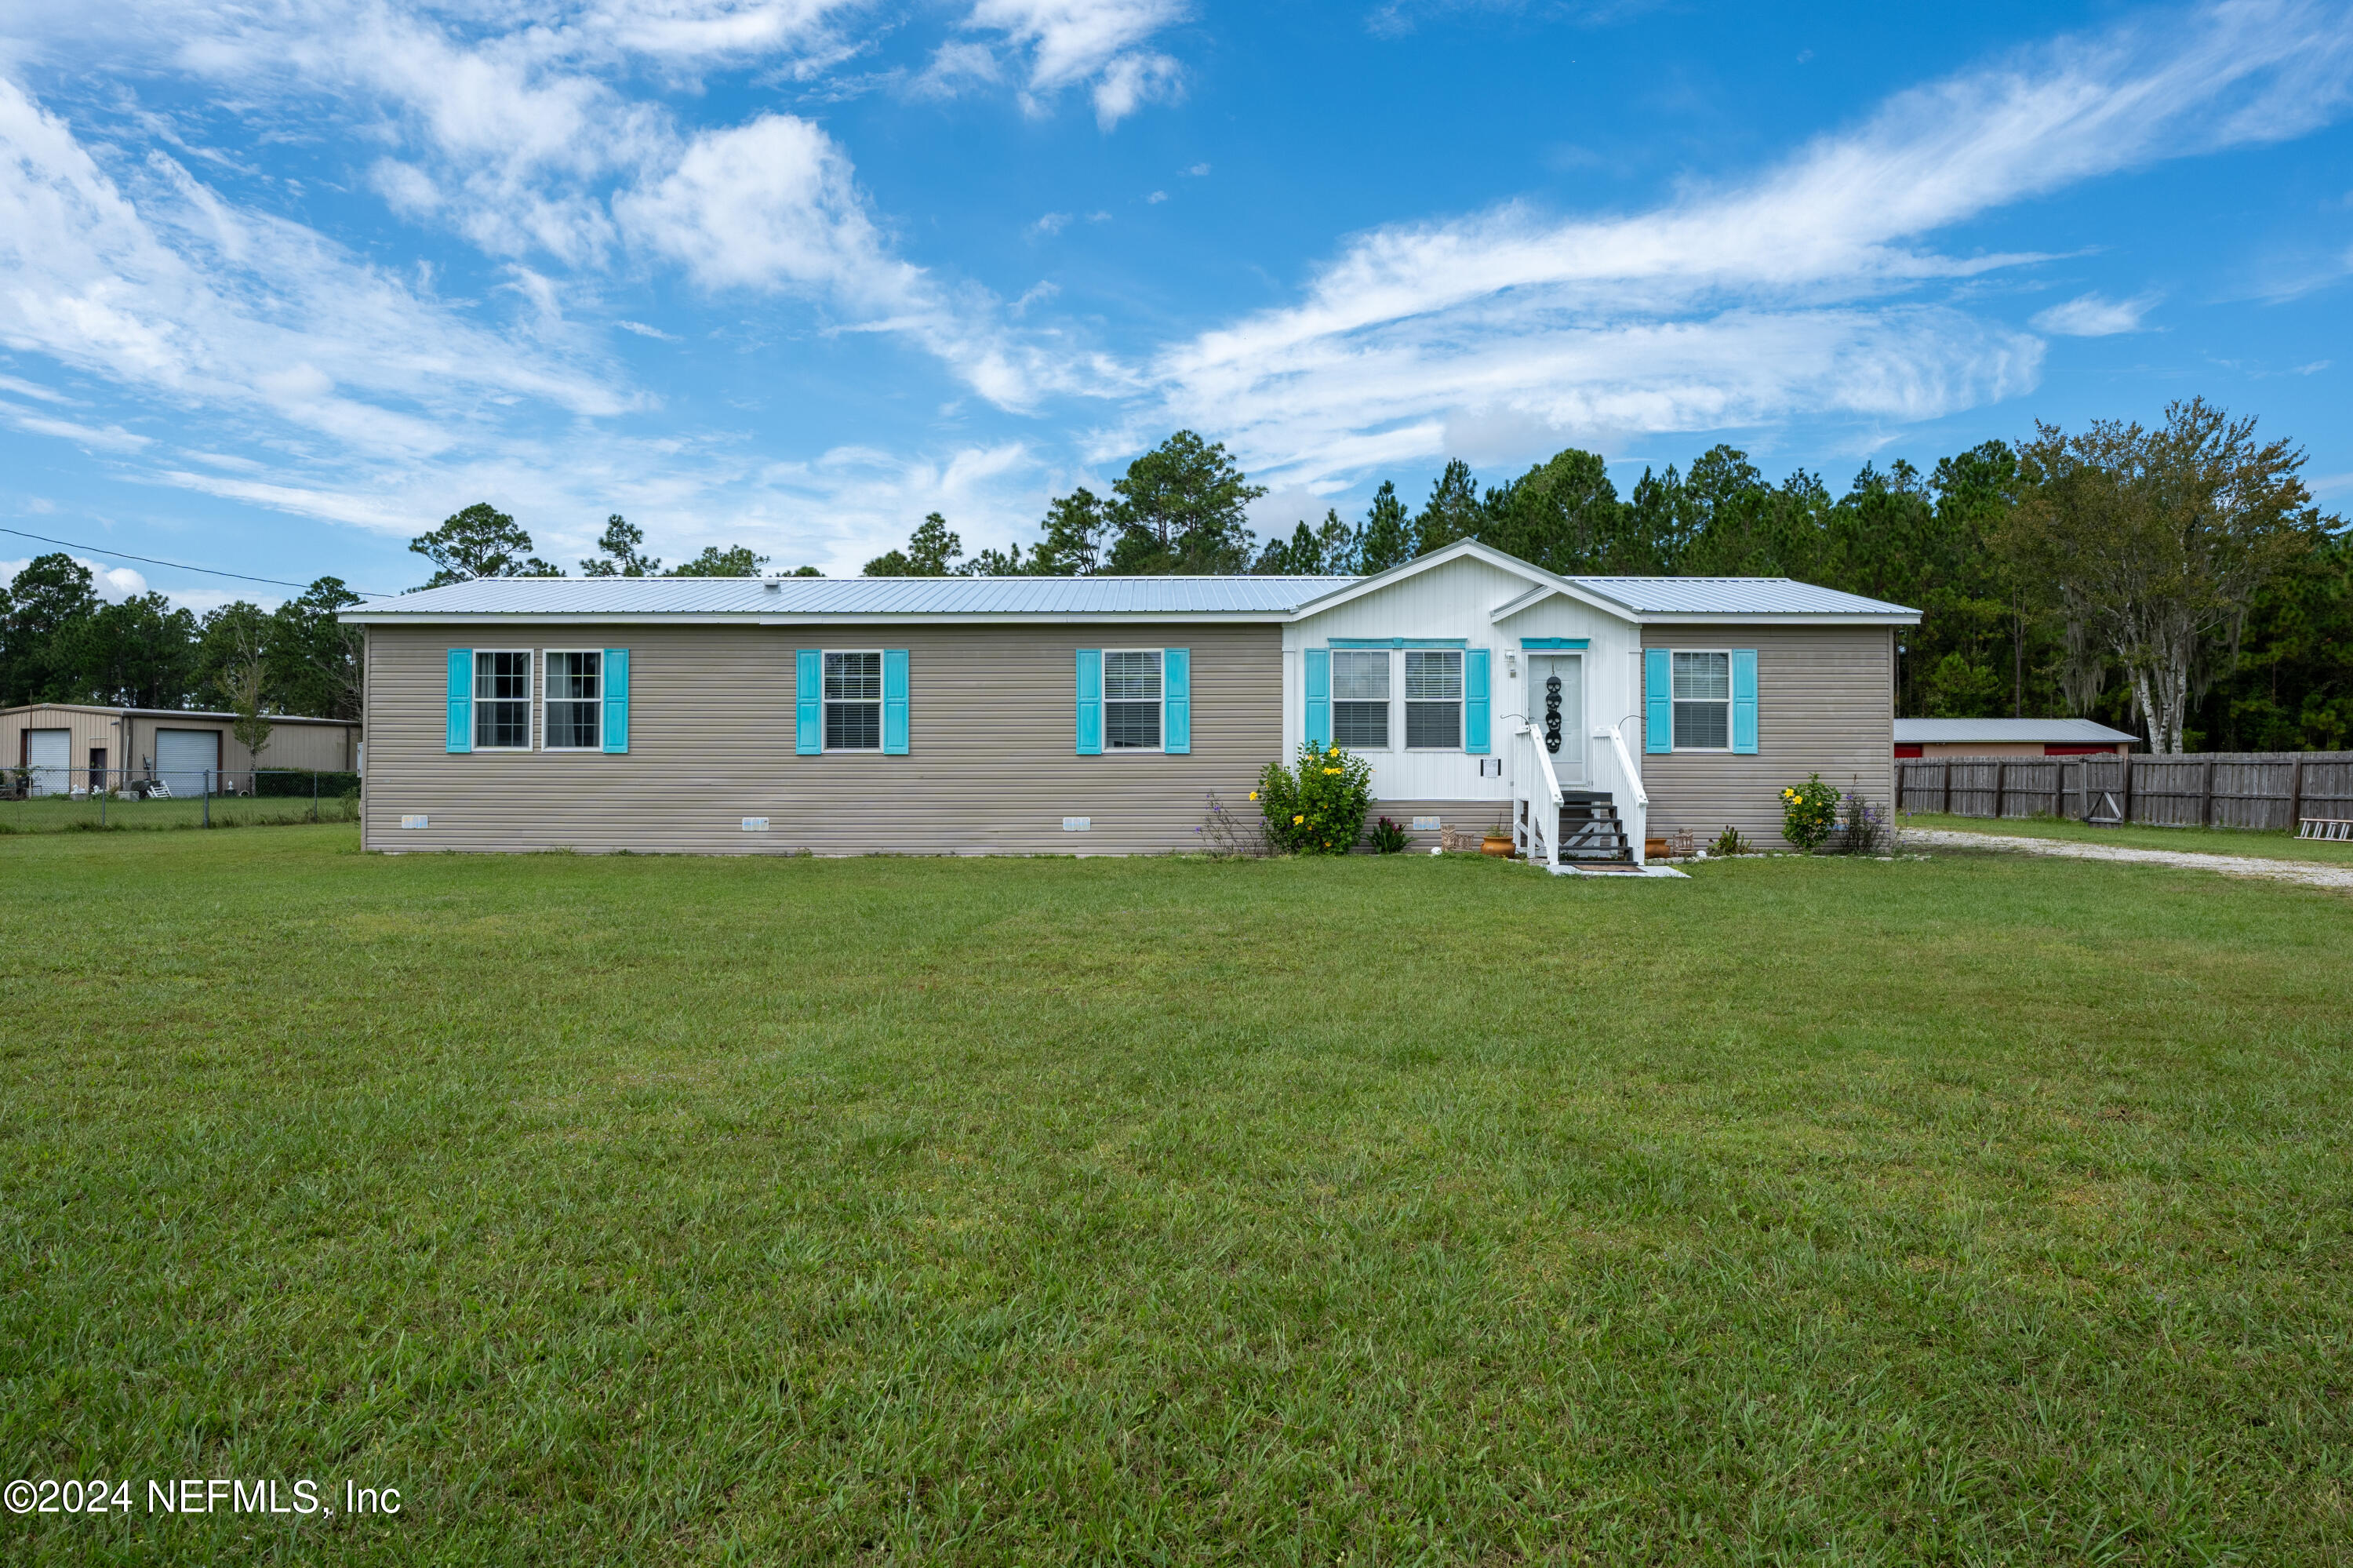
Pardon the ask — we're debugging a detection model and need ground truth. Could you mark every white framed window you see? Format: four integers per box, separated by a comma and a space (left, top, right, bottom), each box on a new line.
1104, 649, 1163, 751
824, 650, 882, 751
1403, 649, 1463, 750
1672, 650, 1732, 750
474, 649, 533, 750
1332, 650, 1390, 749
542, 650, 602, 750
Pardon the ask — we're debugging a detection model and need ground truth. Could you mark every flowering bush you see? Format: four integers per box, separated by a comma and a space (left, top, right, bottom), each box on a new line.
1256, 742, 1374, 854
1836, 789, 1889, 855
1780, 773, 1839, 851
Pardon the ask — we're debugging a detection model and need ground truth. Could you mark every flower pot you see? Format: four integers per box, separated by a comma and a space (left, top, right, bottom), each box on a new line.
1480, 835, 1512, 857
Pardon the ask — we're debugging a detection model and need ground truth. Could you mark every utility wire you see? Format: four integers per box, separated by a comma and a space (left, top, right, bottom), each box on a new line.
0, 525, 391, 598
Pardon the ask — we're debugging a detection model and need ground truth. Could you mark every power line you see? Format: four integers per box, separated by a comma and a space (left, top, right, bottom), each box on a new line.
0, 526, 391, 598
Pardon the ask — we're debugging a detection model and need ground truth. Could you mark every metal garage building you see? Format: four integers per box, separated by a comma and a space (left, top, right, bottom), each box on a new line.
2, 704, 362, 795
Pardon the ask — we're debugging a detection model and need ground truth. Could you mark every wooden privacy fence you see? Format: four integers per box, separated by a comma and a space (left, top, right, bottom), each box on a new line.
1897, 752, 2353, 831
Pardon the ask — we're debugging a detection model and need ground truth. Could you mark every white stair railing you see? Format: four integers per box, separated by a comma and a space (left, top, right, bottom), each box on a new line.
1513, 722, 1564, 871
1594, 723, 1649, 867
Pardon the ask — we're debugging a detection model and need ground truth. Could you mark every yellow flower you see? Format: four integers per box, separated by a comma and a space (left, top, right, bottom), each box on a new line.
1249, 791, 1259, 800
1293, 814, 1304, 824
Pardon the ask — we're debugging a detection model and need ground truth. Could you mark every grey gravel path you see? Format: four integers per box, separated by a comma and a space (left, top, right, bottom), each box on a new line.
1902, 828, 2353, 893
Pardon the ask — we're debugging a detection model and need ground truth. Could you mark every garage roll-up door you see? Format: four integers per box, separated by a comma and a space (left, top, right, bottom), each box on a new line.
24, 729, 69, 796
155, 729, 221, 798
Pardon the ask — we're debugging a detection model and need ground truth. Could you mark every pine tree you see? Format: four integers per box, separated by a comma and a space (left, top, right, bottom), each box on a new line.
409, 503, 560, 588
1412, 460, 1486, 555
580, 515, 661, 577
1355, 482, 1415, 573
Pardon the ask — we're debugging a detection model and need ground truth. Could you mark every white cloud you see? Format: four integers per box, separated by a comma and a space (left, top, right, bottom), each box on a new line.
955, 0, 1187, 126
616, 115, 911, 300
0, 75, 627, 450
1146, 189, 1167, 203
2031, 292, 2157, 335
0, 373, 73, 402
1152, 0, 2353, 487
615, 319, 679, 340
0, 554, 150, 600
0, 405, 154, 451
1032, 210, 1072, 235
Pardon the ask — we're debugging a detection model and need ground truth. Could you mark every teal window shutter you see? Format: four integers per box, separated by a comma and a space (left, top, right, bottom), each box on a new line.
882, 649, 910, 755
602, 648, 630, 754
1644, 649, 1672, 754
1075, 649, 1103, 755
1731, 649, 1758, 754
446, 648, 473, 754
1464, 648, 1491, 754
1304, 647, 1330, 747
795, 649, 822, 755
1162, 648, 1191, 755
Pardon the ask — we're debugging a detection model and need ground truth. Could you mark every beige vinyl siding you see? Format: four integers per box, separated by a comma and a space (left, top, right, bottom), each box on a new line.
1362, 799, 1511, 839
1639, 624, 1895, 847
362, 623, 1282, 854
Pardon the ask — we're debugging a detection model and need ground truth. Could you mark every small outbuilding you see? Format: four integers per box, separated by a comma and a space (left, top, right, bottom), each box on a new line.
1893, 718, 2137, 759
2, 704, 362, 796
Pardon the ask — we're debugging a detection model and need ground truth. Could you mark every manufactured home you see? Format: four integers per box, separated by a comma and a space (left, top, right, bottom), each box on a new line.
342, 540, 1918, 867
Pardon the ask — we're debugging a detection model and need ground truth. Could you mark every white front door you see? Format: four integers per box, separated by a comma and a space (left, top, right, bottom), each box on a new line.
24, 729, 69, 795
1528, 654, 1584, 783
155, 729, 220, 799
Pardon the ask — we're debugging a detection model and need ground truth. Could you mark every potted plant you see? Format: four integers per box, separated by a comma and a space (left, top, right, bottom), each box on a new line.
1482, 816, 1513, 857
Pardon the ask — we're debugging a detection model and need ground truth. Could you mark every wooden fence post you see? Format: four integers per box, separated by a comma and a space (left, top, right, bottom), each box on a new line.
2051, 761, 2062, 819
2201, 757, 2216, 828
2288, 755, 2304, 832
2122, 755, 2133, 824
1995, 761, 2007, 821
1942, 762, 1952, 815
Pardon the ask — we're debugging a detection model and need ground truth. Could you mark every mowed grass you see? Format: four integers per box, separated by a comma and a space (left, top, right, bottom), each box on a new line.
3, 830, 2350, 1566
1900, 810, 2353, 865
0, 791, 358, 835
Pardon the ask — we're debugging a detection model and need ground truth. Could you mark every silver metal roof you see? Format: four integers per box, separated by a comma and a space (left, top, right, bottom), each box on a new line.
1895, 718, 2139, 744
342, 562, 1915, 624
347, 575, 1354, 620
1566, 577, 1918, 618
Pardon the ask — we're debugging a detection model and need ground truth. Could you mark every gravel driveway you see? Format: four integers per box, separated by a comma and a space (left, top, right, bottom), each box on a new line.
1902, 828, 2353, 893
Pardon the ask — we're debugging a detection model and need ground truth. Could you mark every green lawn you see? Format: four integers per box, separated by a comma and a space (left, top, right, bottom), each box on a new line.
0, 791, 358, 834
1901, 809, 2353, 864
4, 830, 2350, 1564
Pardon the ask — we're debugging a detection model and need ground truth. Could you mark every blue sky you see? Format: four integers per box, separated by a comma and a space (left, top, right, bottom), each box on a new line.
1, 0, 2349, 606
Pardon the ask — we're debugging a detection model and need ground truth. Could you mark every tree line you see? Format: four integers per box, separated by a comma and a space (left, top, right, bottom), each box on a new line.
0, 558, 364, 722
857, 407, 2348, 754
0, 506, 802, 720
5, 400, 2343, 749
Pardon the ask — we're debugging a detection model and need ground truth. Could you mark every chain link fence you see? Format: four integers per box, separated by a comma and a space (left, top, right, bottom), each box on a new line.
0, 766, 360, 833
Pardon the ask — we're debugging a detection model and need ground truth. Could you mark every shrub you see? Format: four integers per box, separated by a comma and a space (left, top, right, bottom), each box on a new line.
1257, 742, 1374, 855
1366, 816, 1413, 854
253, 769, 362, 799
1196, 791, 1272, 857
1780, 773, 1839, 851
1711, 824, 1751, 857
1837, 790, 1889, 855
